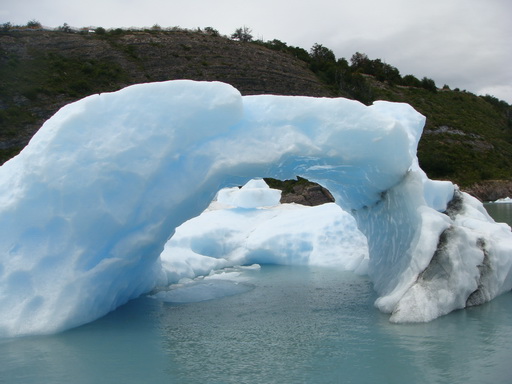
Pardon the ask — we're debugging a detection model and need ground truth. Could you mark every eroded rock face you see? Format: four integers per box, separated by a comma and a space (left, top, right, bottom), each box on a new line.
280, 183, 335, 206
264, 177, 335, 206
463, 180, 512, 202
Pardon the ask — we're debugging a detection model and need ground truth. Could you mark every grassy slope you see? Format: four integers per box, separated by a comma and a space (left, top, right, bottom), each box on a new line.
369, 80, 512, 186
0, 33, 130, 161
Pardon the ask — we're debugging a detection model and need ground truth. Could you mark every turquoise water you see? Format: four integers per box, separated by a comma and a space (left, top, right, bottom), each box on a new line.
1, 206, 512, 384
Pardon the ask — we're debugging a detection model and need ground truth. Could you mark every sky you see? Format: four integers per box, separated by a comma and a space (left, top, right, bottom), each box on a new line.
2, 0, 511, 103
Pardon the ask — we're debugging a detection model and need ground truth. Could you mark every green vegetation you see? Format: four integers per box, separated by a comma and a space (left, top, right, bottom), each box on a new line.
0, 23, 510, 187
231, 26, 253, 42
0, 42, 128, 100
0, 47, 129, 136
370, 82, 512, 185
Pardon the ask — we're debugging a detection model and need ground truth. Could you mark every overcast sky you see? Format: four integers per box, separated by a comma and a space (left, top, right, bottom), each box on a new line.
3, 0, 511, 103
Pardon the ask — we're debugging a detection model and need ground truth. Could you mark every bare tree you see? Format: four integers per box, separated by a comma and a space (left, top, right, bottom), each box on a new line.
231, 26, 253, 42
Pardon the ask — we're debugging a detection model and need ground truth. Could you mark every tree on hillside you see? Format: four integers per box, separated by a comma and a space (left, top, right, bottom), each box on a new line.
265, 39, 289, 52
57, 23, 73, 33
481, 95, 511, 114
421, 77, 437, 92
26, 19, 42, 29
204, 27, 219, 36
350, 52, 401, 85
231, 26, 253, 42
402, 74, 422, 87
350, 52, 369, 67
310, 43, 335, 62
308, 44, 336, 85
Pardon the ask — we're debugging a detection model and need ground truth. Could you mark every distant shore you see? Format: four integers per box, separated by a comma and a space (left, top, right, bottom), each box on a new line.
462, 180, 512, 202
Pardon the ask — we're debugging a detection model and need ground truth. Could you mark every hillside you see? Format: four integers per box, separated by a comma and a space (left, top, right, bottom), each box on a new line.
0, 29, 332, 163
1, 28, 511, 197
366, 76, 512, 188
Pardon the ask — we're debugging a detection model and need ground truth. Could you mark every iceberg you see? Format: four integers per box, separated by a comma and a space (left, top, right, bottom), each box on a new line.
159, 179, 369, 286
0, 80, 511, 337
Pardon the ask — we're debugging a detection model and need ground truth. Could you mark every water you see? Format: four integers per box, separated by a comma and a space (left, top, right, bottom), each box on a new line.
483, 201, 512, 224
1, 206, 512, 384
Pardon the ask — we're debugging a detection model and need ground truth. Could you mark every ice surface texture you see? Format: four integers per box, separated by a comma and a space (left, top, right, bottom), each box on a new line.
160, 180, 369, 285
0, 80, 511, 337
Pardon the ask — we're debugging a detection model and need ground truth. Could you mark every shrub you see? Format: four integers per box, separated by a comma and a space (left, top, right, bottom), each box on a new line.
402, 74, 422, 87
57, 23, 73, 33
420, 77, 437, 92
204, 27, 219, 36
26, 19, 42, 29
231, 26, 253, 42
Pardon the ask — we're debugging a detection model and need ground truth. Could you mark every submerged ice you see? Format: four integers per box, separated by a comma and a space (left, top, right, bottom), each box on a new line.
0, 80, 511, 337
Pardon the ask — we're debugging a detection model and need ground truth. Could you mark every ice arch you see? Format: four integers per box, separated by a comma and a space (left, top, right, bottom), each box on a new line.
0, 80, 511, 337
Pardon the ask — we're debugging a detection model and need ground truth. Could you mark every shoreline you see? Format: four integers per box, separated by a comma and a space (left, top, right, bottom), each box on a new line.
462, 180, 512, 202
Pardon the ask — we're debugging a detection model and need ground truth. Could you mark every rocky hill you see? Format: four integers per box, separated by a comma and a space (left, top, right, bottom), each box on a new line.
0, 29, 331, 162
1, 28, 511, 198
364, 76, 512, 193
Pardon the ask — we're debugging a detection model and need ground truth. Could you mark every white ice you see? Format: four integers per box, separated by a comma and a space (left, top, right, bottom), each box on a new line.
159, 179, 369, 286
0, 80, 511, 337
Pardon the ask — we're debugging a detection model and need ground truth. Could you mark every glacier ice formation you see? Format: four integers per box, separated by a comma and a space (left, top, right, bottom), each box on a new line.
0, 80, 511, 337
159, 179, 370, 285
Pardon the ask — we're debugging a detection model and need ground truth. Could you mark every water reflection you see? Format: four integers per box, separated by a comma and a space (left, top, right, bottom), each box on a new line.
1, 205, 511, 383
158, 266, 512, 384
0, 298, 171, 384
484, 202, 512, 226
379, 292, 512, 383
